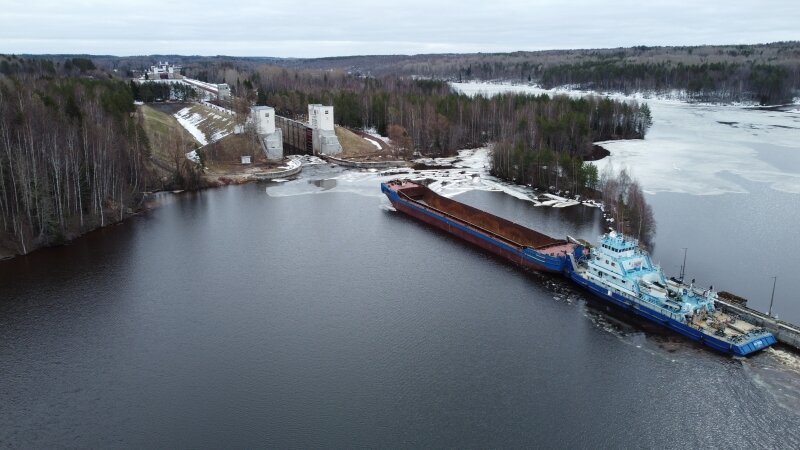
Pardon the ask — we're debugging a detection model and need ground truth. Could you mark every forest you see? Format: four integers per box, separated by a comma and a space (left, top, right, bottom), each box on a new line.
0, 55, 199, 256
131, 81, 198, 102
266, 42, 800, 105
539, 61, 792, 104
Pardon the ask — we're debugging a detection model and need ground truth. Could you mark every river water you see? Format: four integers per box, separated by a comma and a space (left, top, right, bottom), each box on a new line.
2, 160, 800, 447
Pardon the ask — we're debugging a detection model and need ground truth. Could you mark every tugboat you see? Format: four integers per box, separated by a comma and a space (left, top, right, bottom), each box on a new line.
567, 232, 776, 356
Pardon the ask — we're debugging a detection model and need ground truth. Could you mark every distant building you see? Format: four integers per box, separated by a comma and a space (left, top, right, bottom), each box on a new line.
241, 155, 252, 164
217, 84, 231, 101
308, 104, 342, 155
146, 61, 182, 80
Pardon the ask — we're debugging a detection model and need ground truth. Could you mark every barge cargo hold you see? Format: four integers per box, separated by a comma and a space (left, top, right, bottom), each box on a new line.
381, 180, 579, 273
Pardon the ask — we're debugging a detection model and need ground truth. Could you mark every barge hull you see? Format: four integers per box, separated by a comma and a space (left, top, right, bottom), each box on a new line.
382, 181, 573, 274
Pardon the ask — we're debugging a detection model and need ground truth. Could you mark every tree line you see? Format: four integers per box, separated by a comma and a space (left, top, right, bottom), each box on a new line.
0, 56, 160, 255
488, 95, 650, 193
130, 81, 198, 102
18, 42, 799, 105
259, 42, 800, 105
539, 61, 793, 105
598, 166, 656, 249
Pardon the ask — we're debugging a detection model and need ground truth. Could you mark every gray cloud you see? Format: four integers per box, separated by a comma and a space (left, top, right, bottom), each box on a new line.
1, 0, 798, 56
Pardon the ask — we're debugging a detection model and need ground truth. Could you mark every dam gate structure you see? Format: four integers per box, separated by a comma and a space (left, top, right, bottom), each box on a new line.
276, 116, 313, 155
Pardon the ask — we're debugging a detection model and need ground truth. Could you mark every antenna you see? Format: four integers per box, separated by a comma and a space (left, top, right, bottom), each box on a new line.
679, 248, 687, 281
768, 276, 777, 317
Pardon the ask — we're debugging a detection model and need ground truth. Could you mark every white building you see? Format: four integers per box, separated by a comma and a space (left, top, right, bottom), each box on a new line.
252, 106, 276, 134
250, 106, 283, 160
307, 104, 341, 155
308, 104, 335, 131
217, 84, 231, 101
147, 61, 182, 80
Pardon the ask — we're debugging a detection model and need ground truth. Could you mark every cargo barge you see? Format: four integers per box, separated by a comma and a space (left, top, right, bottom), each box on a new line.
381, 179, 777, 356
381, 180, 580, 273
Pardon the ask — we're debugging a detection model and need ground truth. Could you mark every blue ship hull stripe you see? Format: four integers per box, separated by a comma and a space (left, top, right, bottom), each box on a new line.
569, 272, 777, 356
382, 184, 566, 272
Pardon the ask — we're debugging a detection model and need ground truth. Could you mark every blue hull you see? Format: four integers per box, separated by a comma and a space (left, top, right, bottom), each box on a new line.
381, 183, 569, 273
568, 271, 777, 356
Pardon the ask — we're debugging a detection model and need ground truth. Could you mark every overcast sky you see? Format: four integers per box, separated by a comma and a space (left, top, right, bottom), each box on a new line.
2, 0, 798, 57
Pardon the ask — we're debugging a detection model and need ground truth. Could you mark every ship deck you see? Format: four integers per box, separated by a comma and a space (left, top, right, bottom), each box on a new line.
690, 311, 761, 340
536, 243, 576, 256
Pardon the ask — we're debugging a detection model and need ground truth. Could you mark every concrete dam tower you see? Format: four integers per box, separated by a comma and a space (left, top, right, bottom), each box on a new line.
308, 104, 342, 155
251, 106, 284, 160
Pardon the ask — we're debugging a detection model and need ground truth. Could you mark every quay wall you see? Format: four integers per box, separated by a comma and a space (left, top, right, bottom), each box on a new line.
252, 159, 302, 181
324, 155, 408, 169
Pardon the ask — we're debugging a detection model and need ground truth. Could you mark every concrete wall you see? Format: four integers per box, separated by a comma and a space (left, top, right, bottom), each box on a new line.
717, 299, 800, 350
264, 129, 283, 160
323, 155, 408, 169
312, 129, 342, 155
253, 157, 302, 181
275, 116, 311, 155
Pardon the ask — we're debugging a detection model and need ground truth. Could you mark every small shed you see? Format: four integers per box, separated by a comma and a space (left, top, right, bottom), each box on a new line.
241, 155, 252, 165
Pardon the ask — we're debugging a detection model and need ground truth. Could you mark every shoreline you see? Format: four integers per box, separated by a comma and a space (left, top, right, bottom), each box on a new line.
0, 207, 143, 261
452, 80, 800, 108
0, 151, 348, 261
0, 157, 308, 261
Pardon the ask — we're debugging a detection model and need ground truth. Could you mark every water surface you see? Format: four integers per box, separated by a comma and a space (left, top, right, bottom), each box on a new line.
2, 175, 799, 448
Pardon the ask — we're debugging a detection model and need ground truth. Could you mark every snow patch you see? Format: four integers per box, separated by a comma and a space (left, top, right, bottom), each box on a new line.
364, 137, 382, 150
174, 109, 208, 146
173, 104, 235, 147
265, 147, 587, 210
185, 150, 200, 163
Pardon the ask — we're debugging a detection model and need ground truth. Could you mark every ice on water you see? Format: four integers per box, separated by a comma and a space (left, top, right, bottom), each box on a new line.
451, 81, 800, 196
266, 148, 586, 209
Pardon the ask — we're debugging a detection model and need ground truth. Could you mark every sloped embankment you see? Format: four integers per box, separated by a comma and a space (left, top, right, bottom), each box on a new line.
174, 103, 237, 146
